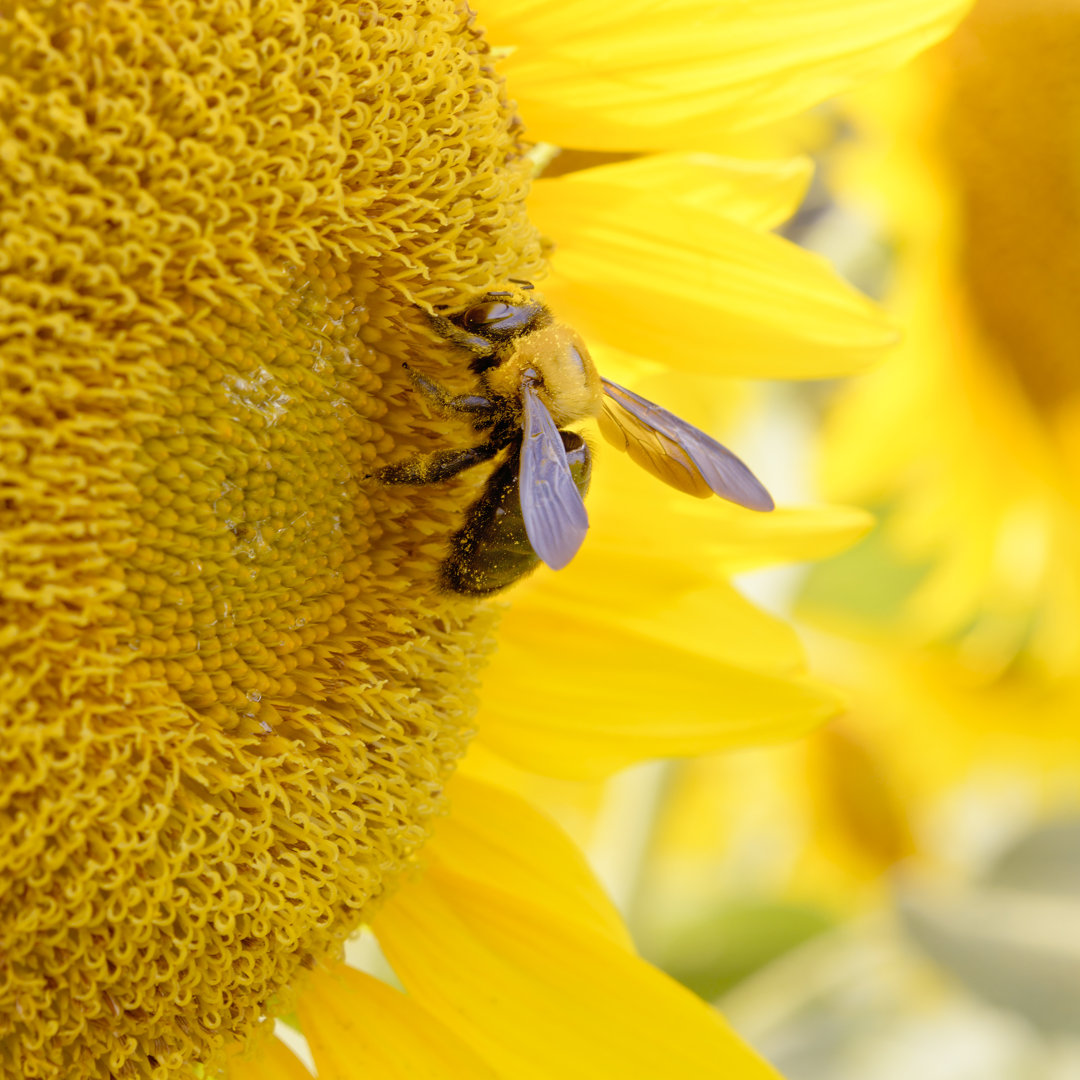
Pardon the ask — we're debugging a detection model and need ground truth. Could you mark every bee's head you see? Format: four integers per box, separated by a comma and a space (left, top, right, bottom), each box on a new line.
453, 288, 551, 372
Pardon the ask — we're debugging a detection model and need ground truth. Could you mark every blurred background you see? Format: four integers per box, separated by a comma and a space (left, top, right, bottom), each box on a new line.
534, 1, 1080, 1075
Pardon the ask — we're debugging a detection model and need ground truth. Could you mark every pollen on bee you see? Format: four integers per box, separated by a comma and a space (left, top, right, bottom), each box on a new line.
507, 322, 603, 426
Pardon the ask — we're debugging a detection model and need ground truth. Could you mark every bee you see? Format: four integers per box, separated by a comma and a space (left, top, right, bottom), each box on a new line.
376, 284, 774, 595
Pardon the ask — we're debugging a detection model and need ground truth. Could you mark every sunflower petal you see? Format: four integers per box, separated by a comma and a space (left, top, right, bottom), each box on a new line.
477, 600, 841, 779
580, 434, 875, 575
296, 965, 499, 1080
701, 504, 876, 572
533, 547, 808, 675
374, 866, 782, 1080
484, 0, 971, 150
430, 776, 634, 949
549, 154, 814, 230
530, 173, 897, 378
227, 1037, 312, 1080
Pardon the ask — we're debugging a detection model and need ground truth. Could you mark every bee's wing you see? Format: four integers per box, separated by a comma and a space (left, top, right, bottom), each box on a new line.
519, 382, 589, 570
599, 377, 774, 512
597, 390, 714, 499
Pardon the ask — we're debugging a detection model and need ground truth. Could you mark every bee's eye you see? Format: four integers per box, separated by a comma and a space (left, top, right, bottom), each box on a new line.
458, 297, 546, 348
462, 302, 516, 330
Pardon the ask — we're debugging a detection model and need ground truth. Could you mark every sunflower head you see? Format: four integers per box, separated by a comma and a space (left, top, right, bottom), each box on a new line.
0, 2, 542, 1076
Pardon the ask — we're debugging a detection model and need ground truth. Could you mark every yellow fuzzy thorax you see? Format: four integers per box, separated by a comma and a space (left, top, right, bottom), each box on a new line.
513, 322, 603, 427
473, 287, 603, 427
0, 3, 542, 1078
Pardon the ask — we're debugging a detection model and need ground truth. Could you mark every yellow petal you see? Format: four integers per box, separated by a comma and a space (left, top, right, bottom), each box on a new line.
701, 504, 876, 572
564, 438, 876, 577
374, 866, 782, 1080
296, 965, 499, 1080
530, 173, 896, 379
484, 0, 971, 150
227, 1036, 313, 1080
431, 776, 634, 949
532, 545, 808, 676
477, 600, 841, 780
546, 154, 814, 230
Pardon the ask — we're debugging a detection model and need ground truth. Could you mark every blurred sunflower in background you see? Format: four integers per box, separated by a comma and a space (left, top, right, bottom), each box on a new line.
0, 1, 971, 1078
815, 0, 1080, 684
803, 0, 1080, 890
618, 2, 1080, 1077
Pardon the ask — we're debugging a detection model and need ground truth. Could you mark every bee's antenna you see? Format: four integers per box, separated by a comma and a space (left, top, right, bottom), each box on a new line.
508, 278, 535, 290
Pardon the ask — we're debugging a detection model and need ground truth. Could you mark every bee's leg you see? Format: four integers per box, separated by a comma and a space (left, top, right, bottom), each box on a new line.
425, 312, 497, 359
403, 364, 495, 418
374, 442, 499, 486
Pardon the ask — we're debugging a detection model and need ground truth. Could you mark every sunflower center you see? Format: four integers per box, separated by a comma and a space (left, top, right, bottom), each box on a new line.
941, 0, 1080, 409
0, 2, 541, 1077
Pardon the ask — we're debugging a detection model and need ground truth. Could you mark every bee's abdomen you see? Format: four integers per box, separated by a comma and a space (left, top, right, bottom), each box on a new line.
441, 433, 592, 595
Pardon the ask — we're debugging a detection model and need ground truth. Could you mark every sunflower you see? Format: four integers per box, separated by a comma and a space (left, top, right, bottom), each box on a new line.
813, 0, 1080, 684
624, 0, 1080, 974
795, 0, 1080, 912
0, 1, 968, 1078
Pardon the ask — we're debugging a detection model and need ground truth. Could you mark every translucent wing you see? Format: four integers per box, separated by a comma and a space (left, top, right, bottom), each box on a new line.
597, 396, 714, 499
519, 381, 589, 569
599, 377, 774, 512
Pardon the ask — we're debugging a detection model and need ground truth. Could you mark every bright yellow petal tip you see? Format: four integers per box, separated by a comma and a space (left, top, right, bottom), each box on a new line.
375, 866, 783, 1080
483, 0, 973, 150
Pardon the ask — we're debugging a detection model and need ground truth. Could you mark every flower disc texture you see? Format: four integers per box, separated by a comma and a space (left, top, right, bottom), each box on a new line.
0, 3, 541, 1076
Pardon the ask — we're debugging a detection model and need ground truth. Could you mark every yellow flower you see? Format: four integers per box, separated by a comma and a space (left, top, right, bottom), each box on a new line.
800, 0, 1080, 903
815, 0, 1080, 682
639, 630, 1080, 935
635, 0, 1080, 944
0, 1, 967, 1078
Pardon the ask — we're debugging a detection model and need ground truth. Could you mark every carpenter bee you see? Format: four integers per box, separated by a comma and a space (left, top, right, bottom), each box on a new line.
376, 284, 774, 595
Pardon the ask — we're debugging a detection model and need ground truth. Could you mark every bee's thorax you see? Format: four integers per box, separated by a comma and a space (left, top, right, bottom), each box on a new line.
485, 323, 601, 427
